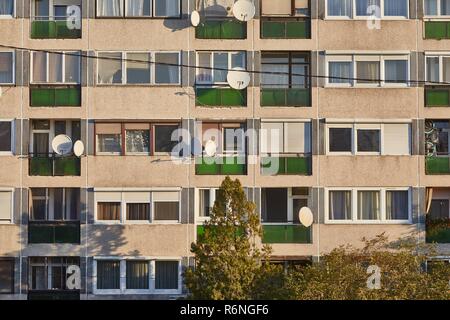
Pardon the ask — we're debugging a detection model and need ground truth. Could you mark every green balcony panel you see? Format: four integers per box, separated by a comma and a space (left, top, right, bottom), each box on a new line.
196, 156, 247, 175
426, 157, 450, 174
261, 21, 285, 38
54, 224, 80, 243
286, 21, 309, 38
28, 225, 54, 243
261, 20, 310, 39
285, 157, 311, 175
196, 157, 221, 175
425, 21, 450, 39
29, 158, 52, 176
196, 20, 246, 39
261, 88, 310, 107
31, 20, 81, 39
30, 87, 81, 107
54, 158, 81, 176
261, 157, 285, 175
425, 88, 450, 106
29, 222, 80, 244
54, 88, 81, 106
30, 88, 55, 106
196, 88, 246, 107
55, 21, 81, 38
262, 225, 312, 244
261, 157, 311, 175
221, 157, 246, 175
196, 21, 221, 38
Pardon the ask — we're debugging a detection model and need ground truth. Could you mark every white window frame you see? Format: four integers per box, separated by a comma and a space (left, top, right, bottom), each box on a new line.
325, 187, 412, 224
93, 257, 182, 295
260, 120, 312, 155
0, 188, 14, 224
424, 53, 450, 84
195, 51, 247, 86
30, 120, 74, 155
354, 123, 382, 155
30, 188, 79, 221
326, 123, 354, 155
30, 51, 81, 85
325, 0, 409, 20
325, 55, 354, 87
0, 119, 14, 155
195, 188, 218, 223
96, 51, 181, 86
0, 0, 15, 18
0, 51, 15, 84
96, 0, 181, 18
152, 198, 180, 224
423, 0, 450, 18
261, 187, 310, 225
95, 133, 122, 156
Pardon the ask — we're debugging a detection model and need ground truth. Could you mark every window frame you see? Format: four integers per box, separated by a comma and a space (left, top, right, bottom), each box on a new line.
152, 193, 180, 224
325, 0, 409, 20
30, 51, 81, 85
95, 0, 181, 18
195, 188, 218, 223
424, 53, 450, 84
0, 0, 15, 18
423, 0, 450, 18
0, 119, 14, 155
325, 187, 412, 224
195, 51, 247, 86
30, 188, 80, 221
260, 0, 311, 17
0, 51, 15, 84
260, 120, 312, 155
0, 188, 14, 224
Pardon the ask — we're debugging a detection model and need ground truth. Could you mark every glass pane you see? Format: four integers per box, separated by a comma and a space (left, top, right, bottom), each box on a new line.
199, 189, 211, 217
213, 53, 228, 83
329, 62, 352, 84
49, 53, 63, 83
356, 61, 379, 84
223, 127, 244, 153
154, 202, 179, 220
0, 52, 13, 83
231, 52, 245, 69
424, 0, 438, 15
197, 52, 212, 83
33, 133, 49, 155
357, 129, 380, 152
426, 57, 439, 82
51, 266, 65, 289
357, 191, 380, 220
386, 191, 408, 220
442, 0, 450, 15
126, 203, 150, 220
54, 121, 66, 136
97, 202, 121, 220
443, 57, 450, 83
35, 0, 49, 18
97, 0, 123, 16
32, 52, 47, 83
292, 65, 308, 88
126, 261, 149, 289
33, 120, 50, 130
385, 60, 407, 84
32, 199, 47, 220
125, 130, 150, 153
0, 121, 11, 152
126, 0, 151, 16
154, 125, 178, 153
384, 0, 407, 17
261, 64, 289, 87
261, 188, 288, 222
0, 260, 13, 293
355, 0, 380, 16
65, 53, 80, 83
327, 0, 352, 16
329, 128, 352, 152
430, 199, 449, 219
98, 52, 122, 84
155, 261, 178, 290
32, 266, 47, 290
53, 5, 67, 20
154, 53, 179, 84
97, 260, 120, 289
0, 0, 14, 16
329, 191, 352, 220
98, 134, 122, 153
126, 53, 151, 84
154, 0, 180, 17
53, 188, 64, 220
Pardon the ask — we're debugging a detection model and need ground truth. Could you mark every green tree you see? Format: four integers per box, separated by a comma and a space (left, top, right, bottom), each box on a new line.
184, 176, 281, 300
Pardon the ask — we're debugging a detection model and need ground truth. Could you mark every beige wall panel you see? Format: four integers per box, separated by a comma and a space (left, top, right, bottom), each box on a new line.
0, 225, 20, 255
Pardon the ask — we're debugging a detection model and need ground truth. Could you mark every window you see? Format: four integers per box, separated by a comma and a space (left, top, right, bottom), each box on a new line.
424, 0, 450, 16
430, 199, 449, 219
0, 259, 14, 294
29, 257, 79, 291
196, 51, 246, 85
329, 190, 352, 220
126, 203, 150, 221
125, 126, 150, 154
126, 261, 149, 289
329, 127, 352, 152
96, 260, 120, 290
0, 0, 14, 17
357, 129, 380, 152
0, 190, 12, 223
0, 52, 13, 84
96, 123, 122, 154
97, 0, 180, 17
327, 0, 352, 17
198, 189, 219, 218
154, 124, 179, 154
31, 51, 80, 84
260, 121, 311, 154
201, 0, 235, 16
0, 121, 12, 153
261, 188, 309, 223
261, 0, 310, 16
155, 261, 179, 290
153, 192, 179, 221
97, 52, 180, 85
326, 0, 408, 18
329, 61, 352, 84
31, 188, 80, 221
386, 191, 409, 220
425, 120, 450, 156
261, 52, 310, 88
426, 55, 450, 83
357, 190, 380, 220
30, 120, 80, 156
97, 202, 121, 221
200, 123, 246, 156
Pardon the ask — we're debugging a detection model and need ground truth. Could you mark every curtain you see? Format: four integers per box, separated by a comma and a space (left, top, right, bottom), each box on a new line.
154, 202, 179, 220
356, 61, 379, 84
442, 0, 450, 15
126, 0, 150, 16
155, 261, 178, 290
65, 53, 80, 83
329, 62, 351, 84
213, 52, 228, 83
98, 0, 123, 16
97, 202, 121, 220
31, 266, 47, 290
0, 122, 11, 152
126, 53, 151, 84
97, 261, 120, 289
155, 53, 179, 84
329, 191, 351, 220
386, 191, 408, 220
0, 0, 13, 16
125, 130, 150, 153
98, 52, 122, 84
424, 0, 438, 15
155, 0, 179, 17
33, 133, 49, 155
357, 191, 380, 220
126, 203, 150, 220
384, 0, 407, 17
48, 53, 62, 83
327, 0, 352, 16
356, 0, 380, 16
443, 57, 450, 82
126, 261, 149, 289
197, 52, 212, 83
0, 52, 12, 83
32, 52, 47, 83
98, 134, 122, 153
426, 57, 439, 82
385, 60, 407, 84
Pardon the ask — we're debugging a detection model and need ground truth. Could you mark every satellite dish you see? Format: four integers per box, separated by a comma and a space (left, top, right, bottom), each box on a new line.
52, 135, 73, 155
227, 67, 250, 90
233, 0, 255, 22
73, 140, 85, 157
298, 207, 314, 228
191, 10, 200, 27
204, 140, 217, 157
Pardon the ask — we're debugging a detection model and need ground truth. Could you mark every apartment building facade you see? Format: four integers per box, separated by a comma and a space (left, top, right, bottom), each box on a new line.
0, 0, 449, 300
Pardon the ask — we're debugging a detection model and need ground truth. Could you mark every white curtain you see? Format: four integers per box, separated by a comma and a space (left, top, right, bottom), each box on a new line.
329, 191, 352, 220
0, 52, 12, 83
424, 0, 438, 15
126, 0, 146, 16
64, 53, 80, 83
155, 0, 179, 17
329, 62, 351, 84
0, 0, 13, 15
213, 52, 228, 83
155, 53, 179, 84
197, 52, 212, 83
32, 52, 47, 83
327, 0, 352, 17
355, 0, 380, 16
98, 0, 123, 16
426, 57, 439, 82
384, 60, 407, 84
386, 191, 408, 220
98, 52, 122, 84
356, 61, 379, 84
384, 0, 407, 17
357, 191, 380, 220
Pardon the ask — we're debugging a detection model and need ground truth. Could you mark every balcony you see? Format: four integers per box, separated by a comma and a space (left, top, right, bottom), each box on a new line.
261, 155, 312, 176
196, 87, 247, 107
28, 290, 80, 300
28, 221, 80, 244
30, 85, 81, 107
260, 88, 310, 107
426, 217, 450, 243
197, 225, 244, 239
262, 224, 312, 244
261, 19, 310, 39
31, 18, 82, 39
425, 156, 450, 175
195, 156, 247, 175
196, 19, 246, 39
425, 86, 450, 107
29, 154, 81, 176
424, 21, 450, 39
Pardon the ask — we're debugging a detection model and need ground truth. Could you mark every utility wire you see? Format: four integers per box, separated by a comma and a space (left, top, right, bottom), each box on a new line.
0, 43, 448, 85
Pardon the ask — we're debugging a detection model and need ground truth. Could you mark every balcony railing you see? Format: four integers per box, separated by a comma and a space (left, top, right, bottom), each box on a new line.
28, 290, 80, 300
29, 154, 81, 176
426, 216, 450, 243
424, 21, 450, 39
30, 85, 81, 107
261, 18, 310, 39
425, 86, 450, 107
196, 87, 247, 107
196, 19, 246, 39
425, 156, 450, 175
197, 225, 245, 239
195, 155, 247, 175
261, 155, 312, 175
262, 224, 312, 244
28, 220, 80, 244
260, 88, 310, 107
31, 17, 82, 39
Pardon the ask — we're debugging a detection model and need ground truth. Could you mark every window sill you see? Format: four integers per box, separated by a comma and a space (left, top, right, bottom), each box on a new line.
0, 221, 13, 225
324, 220, 412, 225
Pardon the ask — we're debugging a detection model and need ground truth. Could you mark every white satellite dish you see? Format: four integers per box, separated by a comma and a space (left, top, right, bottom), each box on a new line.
298, 207, 314, 228
227, 67, 250, 90
191, 10, 201, 27
73, 140, 85, 157
52, 134, 73, 155
233, 0, 255, 22
204, 140, 217, 157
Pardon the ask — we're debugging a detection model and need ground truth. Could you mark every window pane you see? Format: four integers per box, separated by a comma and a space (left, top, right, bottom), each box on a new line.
0, 260, 14, 293
385, 60, 407, 84
31, 266, 46, 290
98, 52, 122, 84
0, 121, 11, 152
356, 61, 379, 84
426, 57, 439, 82
443, 57, 450, 83
357, 129, 380, 152
126, 0, 151, 16
49, 53, 63, 83
384, 0, 407, 17
261, 188, 288, 222
97, 0, 123, 16
329, 128, 352, 152
329, 62, 351, 84
0, 52, 13, 83
357, 191, 380, 220
32, 52, 47, 82
213, 53, 228, 83
97, 202, 121, 220
0, 191, 11, 221
199, 189, 211, 217
65, 53, 80, 83
97, 260, 120, 289
261, 64, 289, 87
327, 0, 352, 16
154, 125, 178, 153
386, 191, 409, 220
0, 0, 14, 16
154, 0, 180, 17
126, 203, 150, 220
98, 134, 122, 153
126, 261, 149, 289
154, 202, 179, 220
329, 191, 352, 220
355, 0, 380, 16
154, 53, 179, 84
155, 261, 178, 290
424, 0, 438, 15
292, 65, 309, 88
125, 130, 150, 153
442, 0, 450, 15
53, 188, 64, 220
231, 52, 245, 69
223, 127, 244, 153
126, 53, 151, 84
430, 199, 449, 219
197, 52, 212, 83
